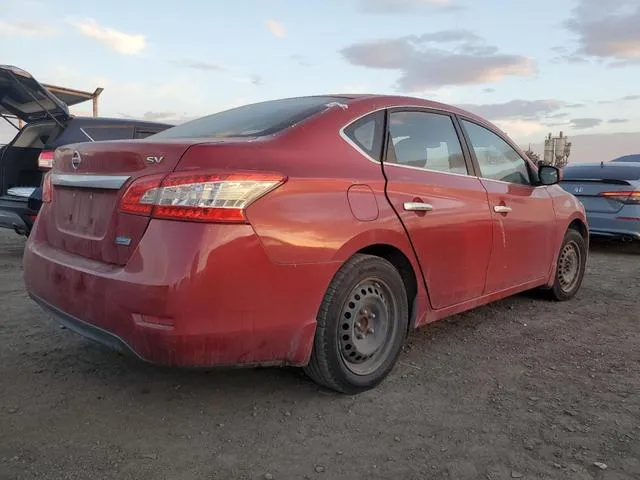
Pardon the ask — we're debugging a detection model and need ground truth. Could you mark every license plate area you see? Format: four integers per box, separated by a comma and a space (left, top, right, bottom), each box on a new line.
54, 187, 118, 238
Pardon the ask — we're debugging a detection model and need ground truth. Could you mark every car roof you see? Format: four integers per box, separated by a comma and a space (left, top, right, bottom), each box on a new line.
329, 93, 499, 131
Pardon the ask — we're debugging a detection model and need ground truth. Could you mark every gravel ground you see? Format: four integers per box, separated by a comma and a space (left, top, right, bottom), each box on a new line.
0, 229, 639, 480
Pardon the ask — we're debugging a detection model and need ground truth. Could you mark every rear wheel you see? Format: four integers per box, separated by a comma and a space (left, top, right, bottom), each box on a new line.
304, 254, 409, 394
549, 229, 587, 301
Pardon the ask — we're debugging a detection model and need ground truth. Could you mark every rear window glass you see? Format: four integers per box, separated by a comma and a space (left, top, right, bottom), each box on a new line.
134, 128, 167, 139
82, 126, 134, 141
150, 96, 350, 140
562, 164, 640, 181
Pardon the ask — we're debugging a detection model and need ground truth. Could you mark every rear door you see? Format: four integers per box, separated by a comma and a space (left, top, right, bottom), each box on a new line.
460, 118, 556, 292
380, 108, 493, 309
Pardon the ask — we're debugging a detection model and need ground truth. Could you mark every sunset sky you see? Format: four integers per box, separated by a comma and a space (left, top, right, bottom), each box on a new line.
1, 0, 639, 161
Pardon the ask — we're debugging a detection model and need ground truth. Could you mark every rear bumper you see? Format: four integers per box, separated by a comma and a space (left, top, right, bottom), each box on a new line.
24, 220, 340, 367
30, 293, 145, 360
586, 210, 640, 240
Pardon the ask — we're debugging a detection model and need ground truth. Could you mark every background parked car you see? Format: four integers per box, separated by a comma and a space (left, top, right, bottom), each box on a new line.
0, 65, 172, 236
559, 162, 640, 242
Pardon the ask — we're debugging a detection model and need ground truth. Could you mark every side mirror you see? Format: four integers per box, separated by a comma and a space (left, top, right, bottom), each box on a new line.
538, 165, 560, 185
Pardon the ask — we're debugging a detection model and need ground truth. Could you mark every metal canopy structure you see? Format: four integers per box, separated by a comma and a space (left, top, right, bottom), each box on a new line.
42, 84, 104, 117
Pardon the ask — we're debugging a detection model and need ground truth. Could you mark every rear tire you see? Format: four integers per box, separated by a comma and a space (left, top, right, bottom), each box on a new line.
304, 254, 409, 394
549, 229, 587, 301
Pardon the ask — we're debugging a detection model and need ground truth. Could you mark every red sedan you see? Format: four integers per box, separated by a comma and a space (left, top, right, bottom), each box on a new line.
23, 94, 588, 393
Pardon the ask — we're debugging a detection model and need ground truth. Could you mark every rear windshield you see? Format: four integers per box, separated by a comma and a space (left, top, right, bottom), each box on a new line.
150, 96, 350, 140
562, 164, 640, 181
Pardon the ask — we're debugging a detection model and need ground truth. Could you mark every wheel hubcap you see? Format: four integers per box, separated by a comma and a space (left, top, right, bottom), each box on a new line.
338, 279, 395, 376
558, 240, 581, 292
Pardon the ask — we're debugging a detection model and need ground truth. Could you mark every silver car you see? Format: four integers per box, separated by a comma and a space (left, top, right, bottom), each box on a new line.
560, 162, 640, 242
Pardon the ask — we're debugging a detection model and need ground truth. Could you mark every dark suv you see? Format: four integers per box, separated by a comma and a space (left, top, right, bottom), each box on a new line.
0, 65, 172, 236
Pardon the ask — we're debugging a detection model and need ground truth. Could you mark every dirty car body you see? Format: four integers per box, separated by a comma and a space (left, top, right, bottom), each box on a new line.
23, 94, 589, 393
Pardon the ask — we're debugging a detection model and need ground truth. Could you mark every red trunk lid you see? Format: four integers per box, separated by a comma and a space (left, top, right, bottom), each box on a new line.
44, 140, 194, 265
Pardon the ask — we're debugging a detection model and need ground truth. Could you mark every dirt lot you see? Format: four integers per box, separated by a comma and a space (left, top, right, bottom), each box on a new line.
0, 230, 639, 480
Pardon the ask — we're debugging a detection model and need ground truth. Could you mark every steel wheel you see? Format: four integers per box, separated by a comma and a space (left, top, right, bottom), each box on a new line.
304, 254, 409, 394
549, 229, 587, 301
338, 278, 397, 376
557, 240, 581, 293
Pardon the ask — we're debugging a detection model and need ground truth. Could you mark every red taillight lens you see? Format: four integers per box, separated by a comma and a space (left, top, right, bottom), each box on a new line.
42, 171, 53, 203
119, 174, 165, 216
119, 172, 285, 223
38, 150, 55, 170
599, 191, 640, 205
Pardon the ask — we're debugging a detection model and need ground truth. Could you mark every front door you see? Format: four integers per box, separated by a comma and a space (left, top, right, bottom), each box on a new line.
383, 109, 493, 310
460, 119, 556, 293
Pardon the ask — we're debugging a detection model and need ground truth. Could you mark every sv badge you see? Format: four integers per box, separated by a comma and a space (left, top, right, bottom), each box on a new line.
146, 156, 164, 164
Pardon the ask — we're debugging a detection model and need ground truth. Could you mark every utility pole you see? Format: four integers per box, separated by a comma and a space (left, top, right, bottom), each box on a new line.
543, 131, 572, 167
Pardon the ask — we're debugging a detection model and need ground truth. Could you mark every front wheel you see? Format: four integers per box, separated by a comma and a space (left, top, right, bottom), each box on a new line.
304, 254, 409, 394
549, 229, 587, 301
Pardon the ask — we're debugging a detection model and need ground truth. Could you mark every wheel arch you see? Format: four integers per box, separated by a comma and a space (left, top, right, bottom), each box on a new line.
356, 243, 421, 333
568, 217, 588, 241
329, 229, 430, 331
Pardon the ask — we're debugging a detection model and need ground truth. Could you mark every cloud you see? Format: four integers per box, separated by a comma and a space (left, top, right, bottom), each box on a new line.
564, 0, 640, 63
608, 118, 629, 124
0, 20, 59, 37
265, 19, 286, 38
548, 112, 570, 119
622, 95, 640, 101
493, 119, 546, 139
358, 0, 458, 13
566, 103, 585, 108
340, 30, 535, 91
68, 18, 146, 55
456, 99, 565, 121
482, 87, 496, 94
141, 111, 178, 121
291, 54, 312, 67
170, 59, 224, 72
570, 117, 602, 129
170, 59, 261, 85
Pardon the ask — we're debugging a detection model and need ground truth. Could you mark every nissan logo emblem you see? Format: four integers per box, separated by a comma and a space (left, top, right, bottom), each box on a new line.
71, 151, 82, 170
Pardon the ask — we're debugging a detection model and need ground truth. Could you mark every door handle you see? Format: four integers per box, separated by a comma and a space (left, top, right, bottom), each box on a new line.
404, 202, 434, 212
493, 205, 512, 214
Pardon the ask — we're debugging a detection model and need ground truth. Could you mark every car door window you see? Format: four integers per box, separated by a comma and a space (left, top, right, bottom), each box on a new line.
387, 111, 468, 175
462, 120, 531, 185
343, 110, 385, 161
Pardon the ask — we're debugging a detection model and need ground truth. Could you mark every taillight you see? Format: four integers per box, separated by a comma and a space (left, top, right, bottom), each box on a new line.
119, 171, 285, 223
42, 171, 53, 203
599, 191, 640, 205
38, 150, 55, 170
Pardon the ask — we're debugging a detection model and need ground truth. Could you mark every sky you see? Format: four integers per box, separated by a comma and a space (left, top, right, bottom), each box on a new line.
1, 0, 640, 161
